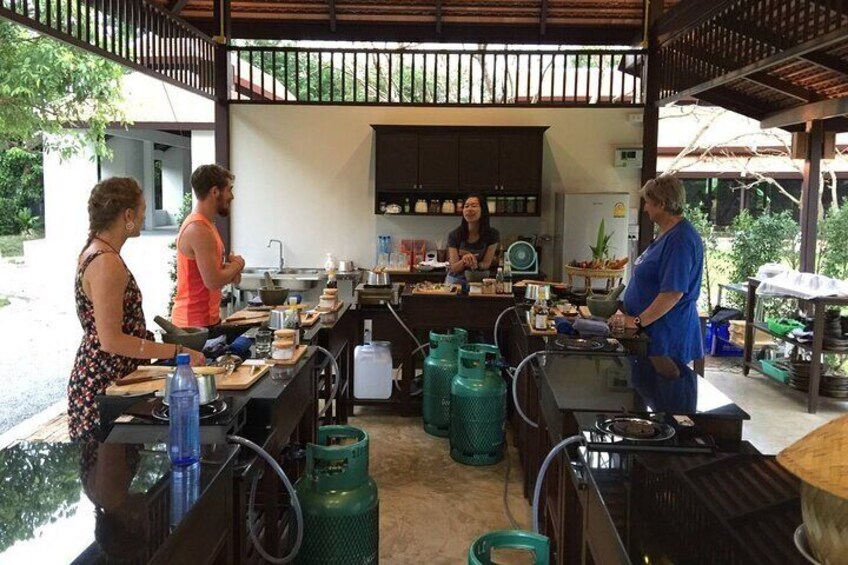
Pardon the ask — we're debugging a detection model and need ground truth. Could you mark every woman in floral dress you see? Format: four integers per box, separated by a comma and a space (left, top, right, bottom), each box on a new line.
68, 178, 205, 441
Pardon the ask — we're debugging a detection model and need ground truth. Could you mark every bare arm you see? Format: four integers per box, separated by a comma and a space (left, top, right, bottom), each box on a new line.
86, 254, 204, 364
448, 247, 477, 274
181, 222, 244, 290
625, 291, 684, 327
478, 243, 498, 271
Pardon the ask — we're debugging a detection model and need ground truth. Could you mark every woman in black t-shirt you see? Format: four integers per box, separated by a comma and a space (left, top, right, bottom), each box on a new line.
446, 193, 500, 286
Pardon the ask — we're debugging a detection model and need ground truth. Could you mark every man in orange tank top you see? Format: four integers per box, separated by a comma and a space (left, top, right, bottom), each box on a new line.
171, 164, 245, 329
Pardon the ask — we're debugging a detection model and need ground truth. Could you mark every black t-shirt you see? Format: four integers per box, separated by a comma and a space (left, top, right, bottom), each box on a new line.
447, 226, 500, 263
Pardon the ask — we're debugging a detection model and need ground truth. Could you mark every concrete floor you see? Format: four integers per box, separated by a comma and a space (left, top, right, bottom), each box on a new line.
704, 358, 848, 455
349, 415, 531, 565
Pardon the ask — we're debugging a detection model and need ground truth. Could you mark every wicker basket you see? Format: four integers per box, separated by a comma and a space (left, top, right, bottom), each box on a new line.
777, 415, 848, 565
563, 265, 625, 293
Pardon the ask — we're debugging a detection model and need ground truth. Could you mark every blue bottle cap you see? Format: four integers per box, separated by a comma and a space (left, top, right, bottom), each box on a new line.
176, 353, 191, 366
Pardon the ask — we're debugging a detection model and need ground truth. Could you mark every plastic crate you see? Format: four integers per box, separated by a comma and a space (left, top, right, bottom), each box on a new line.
760, 359, 790, 384
706, 322, 743, 357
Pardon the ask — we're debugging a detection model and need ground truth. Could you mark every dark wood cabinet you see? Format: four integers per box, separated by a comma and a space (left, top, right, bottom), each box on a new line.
459, 133, 500, 193
418, 132, 458, 192
373, 125, 547, 214
375, 131, 418, 191
499, 131, 543, 193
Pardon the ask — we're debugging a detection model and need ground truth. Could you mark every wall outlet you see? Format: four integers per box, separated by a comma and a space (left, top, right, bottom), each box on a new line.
363, 319, 373, 344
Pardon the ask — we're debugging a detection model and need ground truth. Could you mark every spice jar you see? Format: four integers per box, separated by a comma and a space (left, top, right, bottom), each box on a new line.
487, 199, 497, 214
442, 200, 455, 214
515, 197, 526, 214
274, 328, 299, 346
527, 196, 537, 214
496, 197, 506, 214
272, 339, 296, 360
456, 199, 463, 214
506, 197, 516, 214
482, 278, 497, 295
430, 200, 440, 214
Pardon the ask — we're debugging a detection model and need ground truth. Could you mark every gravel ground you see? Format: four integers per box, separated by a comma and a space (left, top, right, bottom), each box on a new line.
0, 257, 81, 435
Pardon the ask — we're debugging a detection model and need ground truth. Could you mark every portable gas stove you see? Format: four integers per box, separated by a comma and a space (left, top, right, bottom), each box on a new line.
549, 336, 625, 355
354, 283, 402, 306
577, 411, 715, 454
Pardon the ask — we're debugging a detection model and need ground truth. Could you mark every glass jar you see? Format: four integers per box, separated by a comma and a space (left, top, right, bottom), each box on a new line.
456, 199, 463, 214
487, 199, 497, 214
496, 197, 506, 214
515, 197, 525, 214
429, 200, 440, 214
379, 201, 387, 213
527, 196, 537, 214
506, 197, 516, 214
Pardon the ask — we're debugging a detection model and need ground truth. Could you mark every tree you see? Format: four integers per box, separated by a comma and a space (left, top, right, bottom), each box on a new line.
0, 146, 43, 235
0, 19, 125, 157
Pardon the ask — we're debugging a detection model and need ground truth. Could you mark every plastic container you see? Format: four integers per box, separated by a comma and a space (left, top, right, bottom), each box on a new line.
706, 322, 743, 357
468, 530, 550, 565
169, 354, 200, 466
761, 359, 790, 384
354, 341, 393, 399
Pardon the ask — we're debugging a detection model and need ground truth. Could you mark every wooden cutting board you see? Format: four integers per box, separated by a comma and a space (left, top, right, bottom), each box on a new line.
467, 292, 514, 298
105, 364, 272, 396
527, 320, 557, 336
314, 300, 345, 314
412, 285, 459, 295
223, 310, 271, 325
300, 311, 321, 327
266, 345, 308, 366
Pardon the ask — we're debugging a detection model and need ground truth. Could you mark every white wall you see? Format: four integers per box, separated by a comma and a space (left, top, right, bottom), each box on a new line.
161, 146, 190, 221
230, 106, 642, 274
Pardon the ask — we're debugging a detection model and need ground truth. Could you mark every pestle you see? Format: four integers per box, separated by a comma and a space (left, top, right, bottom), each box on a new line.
263, 271, 275, 290
154, 315, 187, 335
604, 284, 626, 302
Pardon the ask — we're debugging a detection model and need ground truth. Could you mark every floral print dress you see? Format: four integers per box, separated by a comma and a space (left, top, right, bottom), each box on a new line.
68, 250, 149, 441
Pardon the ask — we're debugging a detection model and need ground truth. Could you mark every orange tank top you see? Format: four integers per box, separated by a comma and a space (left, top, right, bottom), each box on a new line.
171, 212, 224, 327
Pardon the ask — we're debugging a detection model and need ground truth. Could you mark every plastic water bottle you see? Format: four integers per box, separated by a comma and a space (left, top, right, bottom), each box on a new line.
170, 461, 200, 530
169, 353, 200, 466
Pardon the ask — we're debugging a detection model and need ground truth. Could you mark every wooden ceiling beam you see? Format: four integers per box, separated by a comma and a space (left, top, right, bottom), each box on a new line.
761, 96, 848, 129
696, 86, 768, 120
328, 0, 336, 31
659, 26, 848, 105
436, 0, 442, 34
169, 0, 190, 14
540, 0, 548, 35
800, 52, 848, 78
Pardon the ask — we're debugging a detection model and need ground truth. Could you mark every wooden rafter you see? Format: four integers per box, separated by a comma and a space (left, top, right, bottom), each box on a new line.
801, 52, 848, 78
328, 0, 337, 32
761, 96, 848, 129
169, 0, 190, 15
540, 0, 549, 36
435, 0, 442, 34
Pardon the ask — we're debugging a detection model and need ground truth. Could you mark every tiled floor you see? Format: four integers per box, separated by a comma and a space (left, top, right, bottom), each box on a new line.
704, 357, 848, 455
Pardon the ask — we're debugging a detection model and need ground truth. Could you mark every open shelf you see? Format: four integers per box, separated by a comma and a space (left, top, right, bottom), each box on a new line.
752, 322, 848, 355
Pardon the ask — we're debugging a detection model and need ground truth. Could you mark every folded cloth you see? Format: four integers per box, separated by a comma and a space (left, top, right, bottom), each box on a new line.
203, 335, 228, 358
573, 318, 610, 337
248, 295, 263, 306
229, 336, 254, 359
554, 317, 577, 335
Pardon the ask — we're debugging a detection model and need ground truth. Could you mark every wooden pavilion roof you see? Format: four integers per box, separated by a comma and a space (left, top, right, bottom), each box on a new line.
655, 0, 848, 132
154, 0, 680, 45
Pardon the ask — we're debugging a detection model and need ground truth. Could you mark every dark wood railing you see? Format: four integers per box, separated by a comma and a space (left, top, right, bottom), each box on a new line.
0, 0, 216, 98
229, 46, 645, 107
657, 0, 848, 104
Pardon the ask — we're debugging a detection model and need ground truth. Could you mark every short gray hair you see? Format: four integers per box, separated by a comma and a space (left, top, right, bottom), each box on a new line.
639, 175, 685, 216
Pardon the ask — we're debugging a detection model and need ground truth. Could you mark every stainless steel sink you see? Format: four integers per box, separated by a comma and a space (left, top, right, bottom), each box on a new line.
238, 267, 326, 291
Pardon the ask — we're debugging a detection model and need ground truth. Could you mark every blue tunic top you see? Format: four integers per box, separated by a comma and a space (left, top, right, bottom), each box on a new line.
623, 219, 704, 364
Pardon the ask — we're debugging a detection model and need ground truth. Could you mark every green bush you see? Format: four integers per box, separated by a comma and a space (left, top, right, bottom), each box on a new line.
728, 210, 799, 283
685, 204, 726, 312
0, 146, 43, 236
167, 193, 194, 314
819, 200, 848, 281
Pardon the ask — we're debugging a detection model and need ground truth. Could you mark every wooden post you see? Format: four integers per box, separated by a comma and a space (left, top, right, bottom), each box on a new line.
799, 120, 823, 273
639, 0, 664, 253
213, 0, 232, 252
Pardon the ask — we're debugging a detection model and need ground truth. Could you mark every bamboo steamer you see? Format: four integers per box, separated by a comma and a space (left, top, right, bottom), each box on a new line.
777, 414, 848, 565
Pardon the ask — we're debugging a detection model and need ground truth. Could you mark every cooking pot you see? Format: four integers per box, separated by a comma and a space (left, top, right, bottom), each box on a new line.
164, 372, 218, 405
338, 260, 355, 272
524, 283, 551, 302
367, 270, 391, 287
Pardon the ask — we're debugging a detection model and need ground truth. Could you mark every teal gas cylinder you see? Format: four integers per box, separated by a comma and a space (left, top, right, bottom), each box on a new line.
450, 344, 506, 466
468, 530, 550, 564
422, 328, 468, 437
294, 426, 379, 565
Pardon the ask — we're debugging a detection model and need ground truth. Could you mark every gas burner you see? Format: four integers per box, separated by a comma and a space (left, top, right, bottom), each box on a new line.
554, 336, 606, 351
596, 416, 676, 442
151, 399, 228, 422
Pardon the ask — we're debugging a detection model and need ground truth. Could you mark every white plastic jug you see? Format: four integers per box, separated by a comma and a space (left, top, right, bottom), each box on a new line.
354, 341, 392, 399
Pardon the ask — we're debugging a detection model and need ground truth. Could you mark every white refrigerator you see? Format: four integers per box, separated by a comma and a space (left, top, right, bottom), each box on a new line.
553, 192, 633, 289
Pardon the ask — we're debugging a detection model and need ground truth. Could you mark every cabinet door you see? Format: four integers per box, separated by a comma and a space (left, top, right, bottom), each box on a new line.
417, 132, 459, 192
376, 132, 419, 191
459, 133, 500, 194
499, 131, 543, 193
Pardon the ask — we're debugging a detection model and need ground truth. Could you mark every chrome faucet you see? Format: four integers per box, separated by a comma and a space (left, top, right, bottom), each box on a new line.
268, 239, 284, 271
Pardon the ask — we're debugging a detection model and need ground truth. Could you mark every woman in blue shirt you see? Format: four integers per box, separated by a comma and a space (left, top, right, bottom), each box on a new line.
623, 175, 704, 364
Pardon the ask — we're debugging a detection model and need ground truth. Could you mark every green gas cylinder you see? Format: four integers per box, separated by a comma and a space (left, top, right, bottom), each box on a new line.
294, 426, 379, 565
468, 530, 550, 564
423, 328, 468, 437
450, 344, 506, 466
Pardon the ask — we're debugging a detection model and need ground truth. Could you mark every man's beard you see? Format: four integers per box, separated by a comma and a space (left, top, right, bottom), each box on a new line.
216, 198, 230, 217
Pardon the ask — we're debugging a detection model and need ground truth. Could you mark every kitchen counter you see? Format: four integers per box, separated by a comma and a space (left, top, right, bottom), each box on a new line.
0, 440, 238, 564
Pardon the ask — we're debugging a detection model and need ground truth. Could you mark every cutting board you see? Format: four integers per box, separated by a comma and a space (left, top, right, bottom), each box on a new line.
527, 320, 557, 337
412, 285, 459, 296
267, 345, 308, 366
105, 364, 272, 396
315, 300, 345, 314
300, 311, 321, 327
467, 292, 514, 298
223, 309, 271, 326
